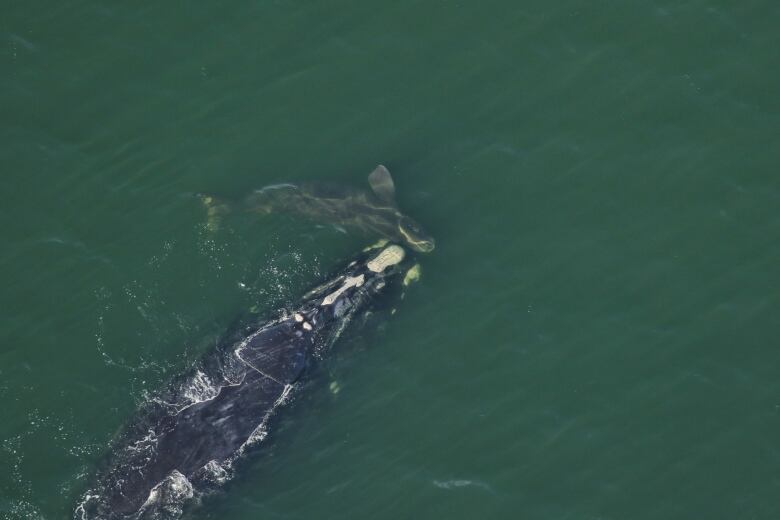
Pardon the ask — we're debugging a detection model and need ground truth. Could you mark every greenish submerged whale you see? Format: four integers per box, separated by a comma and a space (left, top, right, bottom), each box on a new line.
203, 165, 435, 253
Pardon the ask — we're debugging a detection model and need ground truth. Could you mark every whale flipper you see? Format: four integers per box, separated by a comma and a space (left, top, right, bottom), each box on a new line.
367, 165, 396, 204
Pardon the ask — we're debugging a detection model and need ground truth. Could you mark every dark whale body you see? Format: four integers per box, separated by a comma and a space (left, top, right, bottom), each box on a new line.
76, 244, 411, 519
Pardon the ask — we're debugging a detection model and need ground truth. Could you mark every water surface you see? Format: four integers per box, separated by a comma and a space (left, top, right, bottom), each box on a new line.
1, 1, 779, 519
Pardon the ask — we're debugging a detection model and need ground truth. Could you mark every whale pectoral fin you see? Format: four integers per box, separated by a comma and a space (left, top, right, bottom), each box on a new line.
362, 238, 390, 252
368, 165, 396, 204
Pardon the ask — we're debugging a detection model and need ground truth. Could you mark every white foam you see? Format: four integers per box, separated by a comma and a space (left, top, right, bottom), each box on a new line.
182, 370, 220, 406
139, 470, 194, 515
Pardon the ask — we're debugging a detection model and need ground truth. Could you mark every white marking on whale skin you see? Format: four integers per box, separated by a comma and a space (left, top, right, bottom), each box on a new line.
302, 275, 345, 300
363, 238, 390, 252
234, 323, 291, 385
367, 244, 405, 272
321, 275, 364, 306
152, 369, 231, 415
183, 370, 220, 405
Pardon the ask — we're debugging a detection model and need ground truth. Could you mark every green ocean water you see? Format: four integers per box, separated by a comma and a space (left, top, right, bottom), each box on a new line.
2, 1, 780, 518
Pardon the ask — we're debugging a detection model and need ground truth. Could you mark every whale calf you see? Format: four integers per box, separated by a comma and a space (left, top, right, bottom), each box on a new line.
202, 165, 435, 253
75, 244, 414, 519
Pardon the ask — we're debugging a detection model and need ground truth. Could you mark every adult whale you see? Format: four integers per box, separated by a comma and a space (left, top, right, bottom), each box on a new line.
75, 244, 415, 519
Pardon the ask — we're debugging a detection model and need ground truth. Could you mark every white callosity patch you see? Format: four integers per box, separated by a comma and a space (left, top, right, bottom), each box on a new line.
367, 245, 405, 273
321, 275, 365, 306
319, 245, 405, 308
403, 263, 421, 286
362, 238, 389, 252
294, 312, 313, 330
302, 275, 344, 300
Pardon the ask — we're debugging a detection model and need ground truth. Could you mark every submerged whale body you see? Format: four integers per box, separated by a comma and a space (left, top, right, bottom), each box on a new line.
76, 244, 411, 519
202, 165, 435, 253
